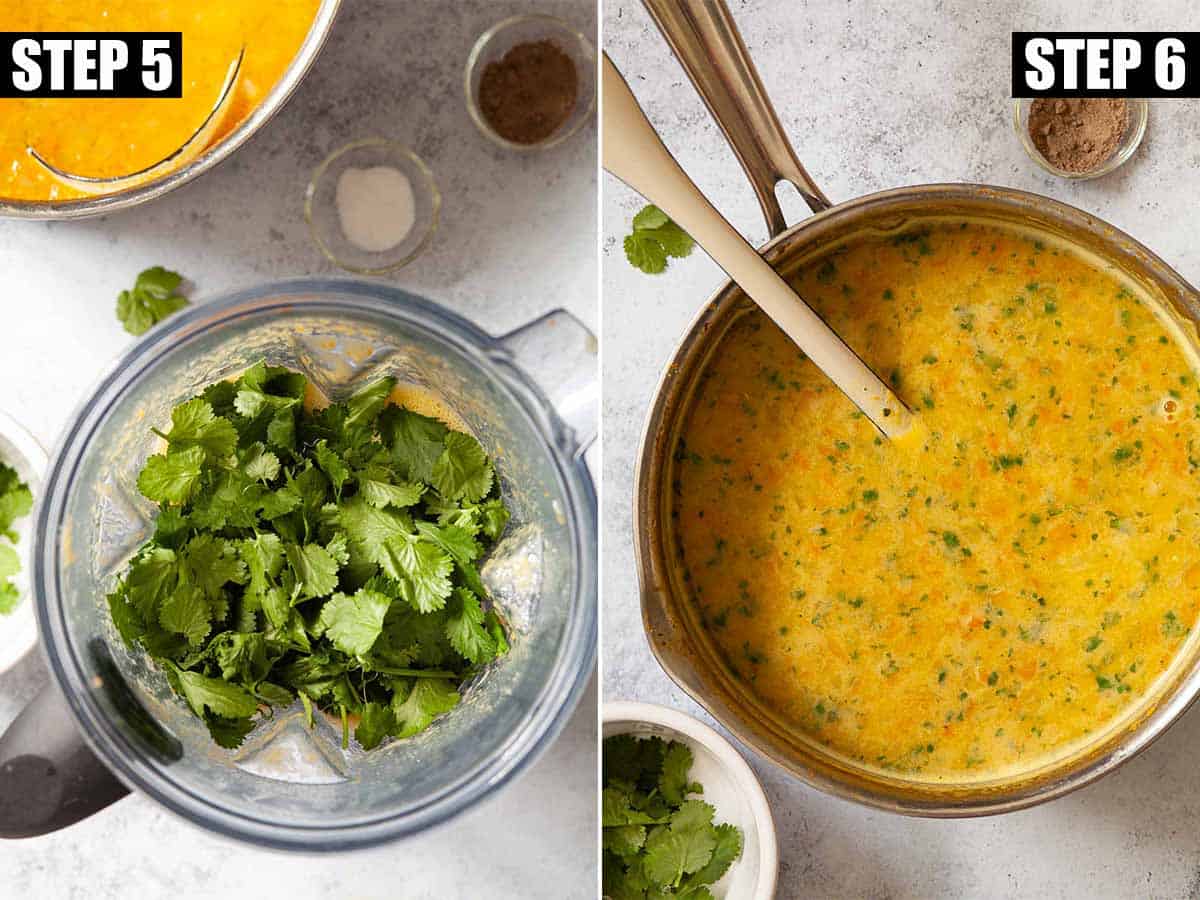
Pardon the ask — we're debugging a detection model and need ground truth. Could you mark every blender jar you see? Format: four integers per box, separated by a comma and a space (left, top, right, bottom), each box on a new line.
3, 281, 596, 850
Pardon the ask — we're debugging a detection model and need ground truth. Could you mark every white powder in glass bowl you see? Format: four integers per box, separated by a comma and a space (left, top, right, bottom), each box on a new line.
334, 165, 416, 253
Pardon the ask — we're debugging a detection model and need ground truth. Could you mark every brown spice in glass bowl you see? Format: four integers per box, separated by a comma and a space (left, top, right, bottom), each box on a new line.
1027, 98, 1128, 174
478, 40, 578, 145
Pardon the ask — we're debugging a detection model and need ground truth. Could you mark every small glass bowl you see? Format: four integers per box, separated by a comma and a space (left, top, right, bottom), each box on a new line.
1014, 97, 1148, 181
464, 14, 597, 152
305, 138, 440, 275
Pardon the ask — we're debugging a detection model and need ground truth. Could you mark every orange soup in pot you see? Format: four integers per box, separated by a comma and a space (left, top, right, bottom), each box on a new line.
0, 1, 319, 203
671, 221, 1200, 782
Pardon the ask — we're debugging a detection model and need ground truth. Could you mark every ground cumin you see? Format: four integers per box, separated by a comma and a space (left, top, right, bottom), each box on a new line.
478, 40, 578, 145
1028, 98, 1128, 174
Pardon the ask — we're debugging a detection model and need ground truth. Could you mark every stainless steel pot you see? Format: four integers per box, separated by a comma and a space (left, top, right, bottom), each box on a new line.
633, 0, 1200, 816
0, 0, 341, 220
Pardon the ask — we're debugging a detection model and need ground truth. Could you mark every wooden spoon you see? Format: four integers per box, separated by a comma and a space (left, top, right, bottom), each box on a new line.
602, 54, 912, 439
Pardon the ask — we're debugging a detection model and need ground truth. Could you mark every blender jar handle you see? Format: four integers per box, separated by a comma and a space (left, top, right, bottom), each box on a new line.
0, 681, 128, 838
496, 309, 598, 458
641, 0, 831, 237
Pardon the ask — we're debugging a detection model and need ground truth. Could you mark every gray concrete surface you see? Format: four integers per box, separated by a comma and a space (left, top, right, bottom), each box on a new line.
602, 1, 1200, 897
0, 1, 597, 897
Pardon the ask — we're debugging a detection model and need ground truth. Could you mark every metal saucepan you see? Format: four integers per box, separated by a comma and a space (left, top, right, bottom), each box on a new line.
633, 0, 1200, 816
0, 0, 341, 220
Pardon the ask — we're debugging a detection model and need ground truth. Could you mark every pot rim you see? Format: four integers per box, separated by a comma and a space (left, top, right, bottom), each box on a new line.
634, 182, 1200, 817
33, 279, 597, 849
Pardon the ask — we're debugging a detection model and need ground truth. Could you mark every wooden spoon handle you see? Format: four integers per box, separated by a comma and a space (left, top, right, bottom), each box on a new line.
602, 54, 912, 439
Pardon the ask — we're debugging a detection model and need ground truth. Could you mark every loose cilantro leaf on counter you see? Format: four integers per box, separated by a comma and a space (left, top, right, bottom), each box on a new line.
106, 364, 511, 749
624, 204, 696, 275
602, 735, 744, 898
116, 266, 191, 336
0, 461, 31, 615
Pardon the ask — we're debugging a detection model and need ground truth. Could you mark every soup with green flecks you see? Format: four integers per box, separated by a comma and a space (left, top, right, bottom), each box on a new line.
670, 221, 1200, 782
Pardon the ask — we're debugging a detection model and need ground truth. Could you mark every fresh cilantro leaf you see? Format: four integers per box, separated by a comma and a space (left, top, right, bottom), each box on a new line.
624, 233, 668, 275
313, 440, 350, 498
285, 542, 340, 601
239, 533, 284, 605
242, 443, 281, 482
415, 520, 481, 563
345, 376, 396, 431
267, 408, 297, 450
355, 701, 395, 750
653, 221, 695, 258
187, 470, 263, 531
259, 483, 302, 520
605, 734, 668, 792
317, 589, 391, 656
136, 265, 182, 300
683, 823, 743, 888
159, 576, 210, 645
137, 446, 206, 505
484, 610, 509, 657
338, 496, 410, 563
624, 205, 696, 275
431, 431, 493, 503
239, 361, 307, 398
671, 799, 716, 832
183, 535, 246, 601
211, 633, 274, 684
326, 532, 350, 568
444, 588, 497, 665
660, 741, 702, 806
108, 586, 145, 645
0, 543, 20, 614
633, 204, 670, 230
116, 267, 190, 336
0, 462, 32, 541
383, 408, 447, 482
0, 461, 31, 615
603, 786, 666, 827
391, 677, 460, 737
171, 666, 260, 719
385, 535, 452, 613
205, 714, 256, 749
358, 472, 424, 509
416, 519, 487, 597
478, 498, 510, 541
159, 398, 237, 460
604, 824, 647, 859
643, 819, 717, 887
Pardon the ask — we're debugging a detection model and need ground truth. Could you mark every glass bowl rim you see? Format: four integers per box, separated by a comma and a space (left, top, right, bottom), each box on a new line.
463, 13, 597, 153
1012, 97, 1148, 181
32, 279, 597, 850
304, 138, 442, 275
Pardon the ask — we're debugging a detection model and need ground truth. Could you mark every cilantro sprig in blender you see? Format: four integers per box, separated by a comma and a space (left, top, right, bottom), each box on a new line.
107, 362, 510, 751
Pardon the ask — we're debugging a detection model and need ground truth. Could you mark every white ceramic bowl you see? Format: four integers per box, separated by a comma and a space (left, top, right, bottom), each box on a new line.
0, 409, 46, 674
602, 701, 778, 900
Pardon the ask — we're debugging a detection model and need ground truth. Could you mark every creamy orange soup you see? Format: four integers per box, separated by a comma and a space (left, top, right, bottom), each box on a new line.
0, 2, 319, 202
671, 221, 1200, 781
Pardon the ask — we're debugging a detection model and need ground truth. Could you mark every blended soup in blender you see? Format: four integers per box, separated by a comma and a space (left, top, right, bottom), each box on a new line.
671, 221, 1200, 782
0, 1, 319, 202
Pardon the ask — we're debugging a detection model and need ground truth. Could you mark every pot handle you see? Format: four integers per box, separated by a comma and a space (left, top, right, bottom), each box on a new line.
641, 0, 831, 238
496, 309, 598, 458
0, 681, 129, 838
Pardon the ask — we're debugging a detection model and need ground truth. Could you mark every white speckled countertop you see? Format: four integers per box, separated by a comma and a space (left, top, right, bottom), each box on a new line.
603, 1, 1200, 897
0, 1, 597, 896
